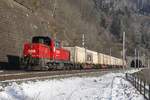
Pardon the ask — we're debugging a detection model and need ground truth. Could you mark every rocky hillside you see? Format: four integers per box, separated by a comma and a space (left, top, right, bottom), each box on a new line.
0, 0, 150, 68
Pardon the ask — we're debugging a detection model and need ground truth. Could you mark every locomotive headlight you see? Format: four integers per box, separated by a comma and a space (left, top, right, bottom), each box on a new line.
28, 49, 36, 53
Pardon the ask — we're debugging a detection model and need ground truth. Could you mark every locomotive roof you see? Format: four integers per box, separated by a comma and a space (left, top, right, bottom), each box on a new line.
32, 36, 51, 39
32, 36, 61, 43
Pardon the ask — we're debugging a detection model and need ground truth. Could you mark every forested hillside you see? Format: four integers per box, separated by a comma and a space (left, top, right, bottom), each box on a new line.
0, 0, 150, 68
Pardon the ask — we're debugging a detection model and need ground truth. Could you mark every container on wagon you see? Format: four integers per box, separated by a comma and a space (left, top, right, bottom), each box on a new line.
86, 49, 98, 64
64, 46, 86, 64
98, 53, 104, 65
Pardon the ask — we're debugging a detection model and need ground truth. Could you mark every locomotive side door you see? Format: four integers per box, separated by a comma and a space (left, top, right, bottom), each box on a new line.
54, 40, 62, 60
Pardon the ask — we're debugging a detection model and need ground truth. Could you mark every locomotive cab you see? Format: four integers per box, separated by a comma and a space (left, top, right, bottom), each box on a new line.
23, 36, 53, 59
32, 36, 51, 47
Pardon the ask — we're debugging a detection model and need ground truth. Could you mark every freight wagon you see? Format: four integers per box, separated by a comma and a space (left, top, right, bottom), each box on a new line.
64, 46, 99, 69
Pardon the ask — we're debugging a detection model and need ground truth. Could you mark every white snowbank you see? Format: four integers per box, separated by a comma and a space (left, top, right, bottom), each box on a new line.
125, 68, 142, 74
0, 71, 144, 100
0, 70, 3, 73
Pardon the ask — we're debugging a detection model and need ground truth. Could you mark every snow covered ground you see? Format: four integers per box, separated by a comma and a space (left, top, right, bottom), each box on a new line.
0, 71, 3, 73
0, 70, 144, 100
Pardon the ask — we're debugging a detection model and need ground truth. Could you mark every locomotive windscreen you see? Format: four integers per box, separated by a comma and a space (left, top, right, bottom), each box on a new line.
32, 36, 51, 46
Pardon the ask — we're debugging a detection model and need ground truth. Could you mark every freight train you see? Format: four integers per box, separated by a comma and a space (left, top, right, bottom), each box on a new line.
21, 36, 126, 70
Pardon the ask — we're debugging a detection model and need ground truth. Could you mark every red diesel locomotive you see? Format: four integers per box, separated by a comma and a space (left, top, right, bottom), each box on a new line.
22, 36, 74, 70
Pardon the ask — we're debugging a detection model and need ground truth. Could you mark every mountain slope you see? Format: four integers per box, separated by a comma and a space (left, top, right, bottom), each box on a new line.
0, 0, 150, 68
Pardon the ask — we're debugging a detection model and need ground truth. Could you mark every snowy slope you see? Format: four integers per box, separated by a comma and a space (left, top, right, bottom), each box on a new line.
0, 72, 144, 100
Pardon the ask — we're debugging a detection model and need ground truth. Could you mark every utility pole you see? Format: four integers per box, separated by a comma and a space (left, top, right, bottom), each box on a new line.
102, 48, 104, 65
137, 50, 140, 69
82, 34, 85, 48
122, 32, 126, 70
148, 58, 150, 68
135, 49, 137, 68
143, 53, 145, 67
82, 34, 86, 63
110, 48, 112, 65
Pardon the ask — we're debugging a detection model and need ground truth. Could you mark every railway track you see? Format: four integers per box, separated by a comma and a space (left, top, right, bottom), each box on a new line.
0, 68, 122, 82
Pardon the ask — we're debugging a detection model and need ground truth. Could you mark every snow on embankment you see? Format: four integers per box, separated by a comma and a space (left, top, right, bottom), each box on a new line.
0, 70, 144, 100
